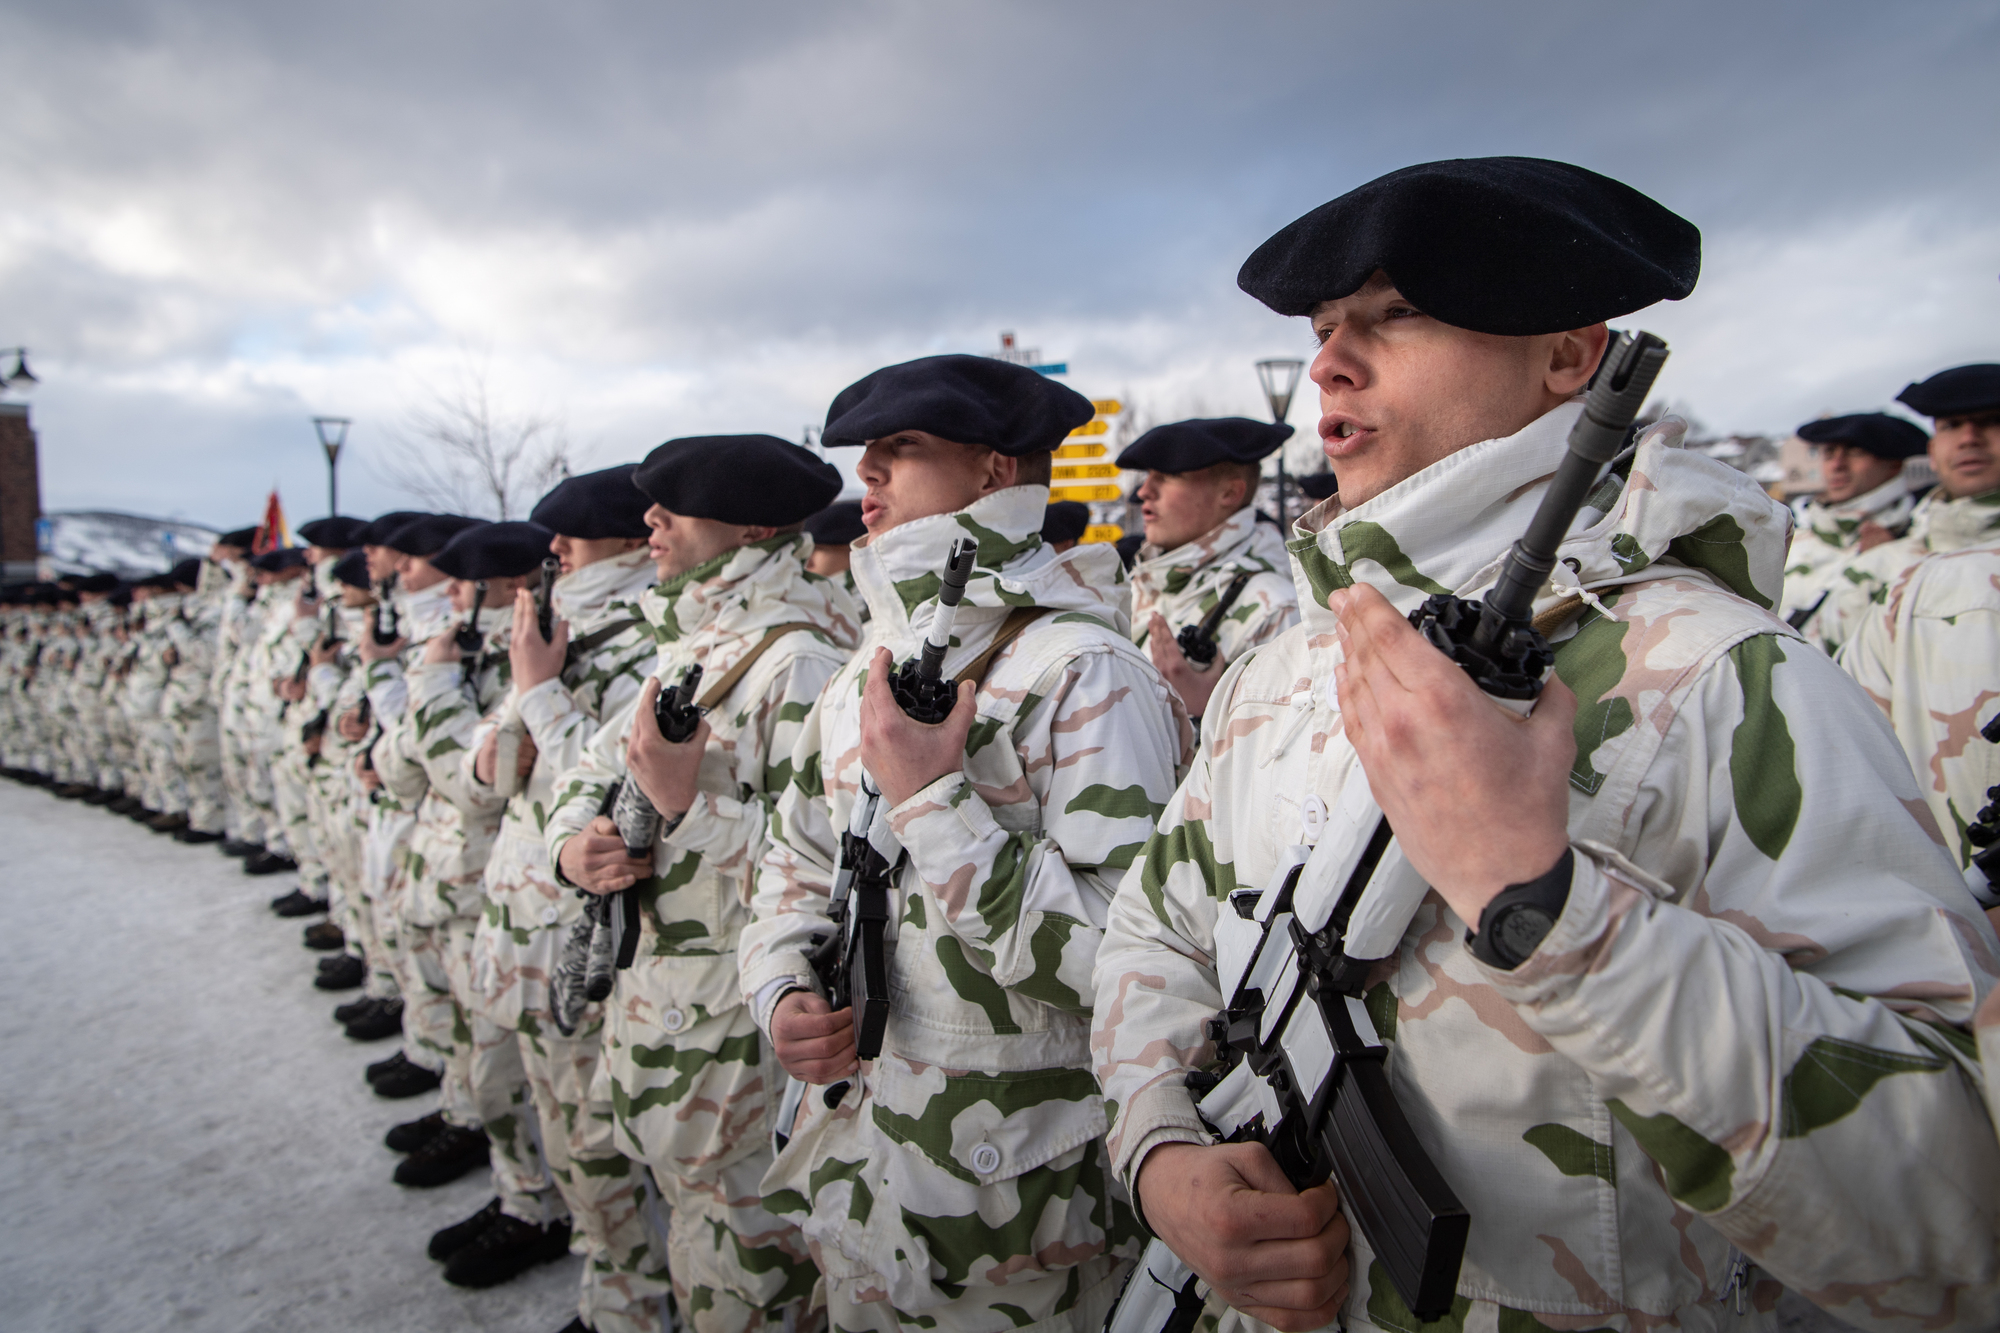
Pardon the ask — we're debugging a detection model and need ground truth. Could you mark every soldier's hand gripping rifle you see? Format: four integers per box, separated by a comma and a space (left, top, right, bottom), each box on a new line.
806, 536, 978, 1098
1964, 710, 2000, 891
1174, 570, 1253, 669
1108, 331, 1670, 1331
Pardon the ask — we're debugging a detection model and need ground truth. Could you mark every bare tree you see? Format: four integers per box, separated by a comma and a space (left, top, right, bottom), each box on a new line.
377, 361, 572, 519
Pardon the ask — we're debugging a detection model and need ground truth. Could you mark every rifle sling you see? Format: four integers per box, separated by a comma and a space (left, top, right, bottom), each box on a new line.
696, 622, 822, 710
563, 616, 644, 667
954, 605, 1049, 688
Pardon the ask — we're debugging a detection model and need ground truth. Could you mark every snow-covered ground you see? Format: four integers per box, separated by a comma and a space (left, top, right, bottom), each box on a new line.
0, 780, 579, 1333
0, 778, 1856, 1333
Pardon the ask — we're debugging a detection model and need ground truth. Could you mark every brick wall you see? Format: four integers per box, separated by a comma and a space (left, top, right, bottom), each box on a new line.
0, 404, 43, 572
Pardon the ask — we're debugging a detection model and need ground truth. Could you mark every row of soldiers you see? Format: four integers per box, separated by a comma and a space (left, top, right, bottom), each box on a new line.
5, 155, 2000, 1333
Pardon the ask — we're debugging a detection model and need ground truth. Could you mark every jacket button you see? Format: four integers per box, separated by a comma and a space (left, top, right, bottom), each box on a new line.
1300, 795, 1328, 843
970, 1143, 1002, 1175
539, 905, 560, 926
662, 1008, 686, 1034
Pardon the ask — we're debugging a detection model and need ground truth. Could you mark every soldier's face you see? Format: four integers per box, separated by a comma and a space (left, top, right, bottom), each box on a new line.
1815, 444, 1903, 505
1137, 466, 1251, 551
1308, 273, 1604, 510
1930, 413, 2000, 499
550, 533, 645, 576
363, 545, 400, 582
855, 431, 1018, 534
643, 504, 766, 580
399, 554, 449, 591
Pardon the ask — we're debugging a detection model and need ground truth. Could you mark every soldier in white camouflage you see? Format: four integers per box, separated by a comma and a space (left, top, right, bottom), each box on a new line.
1817, 364, 2000, 654
345, 514, 476, 1078
1777, 412, 1929, 652
1120, 418, 1300, 721
297, 549, 380, 990
741, 356, 1191, 1333
1839, 365, 2000, 888
548, 440, 861, 1333
440, 468, 660, 1322
1092, 159, 2000, 1333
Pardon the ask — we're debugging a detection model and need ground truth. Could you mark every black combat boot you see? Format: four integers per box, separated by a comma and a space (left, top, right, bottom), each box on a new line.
392, 1124, 489, 1187
427, 1196, 502, 1260
273, 891, 327, 917
335, 994, 382, 1025
175, 826, 225, 844
314, 954, 366, 990
389, 1109, 450, 1154
53, 783, 91, 799
554, 1321, 597, 1333
107, 794, 141, 813
373, 1060, 443, 1099
84, 787, 120, 806
344, 997, 406, 1043
442, 1213, 572, 1288
146, 810, 187, 833
302, 921, 345, 951
243, 850, 298, 875
365, 1047, 414, 1081
221, 839, 258, 857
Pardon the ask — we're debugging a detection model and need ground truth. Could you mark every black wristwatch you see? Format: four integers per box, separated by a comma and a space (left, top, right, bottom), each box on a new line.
1467, 848, 1575, 970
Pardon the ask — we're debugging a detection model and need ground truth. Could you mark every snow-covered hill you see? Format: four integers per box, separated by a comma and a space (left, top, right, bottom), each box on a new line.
40, 510, 220, 578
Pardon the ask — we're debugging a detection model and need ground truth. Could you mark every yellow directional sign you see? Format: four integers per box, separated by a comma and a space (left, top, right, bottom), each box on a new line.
1051, 463, 1119, 481
1091, 400, 1123, 416
1066, 419, 1109, 438
1053, 442, 1108, 459
1048, 483, 1123, 503
1082, 523, 1123, 544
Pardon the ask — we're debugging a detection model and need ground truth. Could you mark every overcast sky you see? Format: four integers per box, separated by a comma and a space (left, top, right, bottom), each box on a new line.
2, 0, 1995, 528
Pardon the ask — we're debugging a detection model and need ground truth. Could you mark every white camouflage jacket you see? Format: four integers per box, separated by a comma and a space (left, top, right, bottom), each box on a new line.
1817, 486, 2000, 654
1129, 506, 1299, 674
739, 486, 1190, 1319
1092, 405, 2000, 1332
1778, 471, 1917, 650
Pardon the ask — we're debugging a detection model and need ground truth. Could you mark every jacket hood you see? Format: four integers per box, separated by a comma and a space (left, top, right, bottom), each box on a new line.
639, 532, 861, 671
1290, 402, 1792, 637
851, 484, 1133, 643
552, 546, 655, 633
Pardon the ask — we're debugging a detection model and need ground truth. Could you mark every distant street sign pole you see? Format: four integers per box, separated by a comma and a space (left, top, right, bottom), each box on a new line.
1255, 359, 1305, 530
312, 416, 352, 516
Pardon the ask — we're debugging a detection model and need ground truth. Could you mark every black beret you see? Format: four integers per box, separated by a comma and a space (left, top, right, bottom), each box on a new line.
216, 527, 260, 549
1896, 364, 2000, 420
168, 558, 203, 588
296, 516, 374, 549
384, 514, 484, 557
1297, 472, 1340, 502
1040, 501, 1091, 545
332, 549, 372, 590
1795, 413, 1929, 461
1113, 532, 1144, 570
823, 354, 1096, 458
1237, 157, 1701, 336
1117, 418, 1293, 474
430, 521, 556, 581
633, 435, 843, 526
803, 500, 866, 548
73, 572, 121, 594
530, 465, 652, 540
251, 548, 309, 573
360, 510, 433, 546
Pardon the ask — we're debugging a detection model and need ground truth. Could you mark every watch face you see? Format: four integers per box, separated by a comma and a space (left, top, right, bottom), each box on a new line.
1496, 904, 1555, 965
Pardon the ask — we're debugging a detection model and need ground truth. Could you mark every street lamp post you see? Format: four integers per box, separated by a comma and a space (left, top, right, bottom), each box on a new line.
312, 416, 351, 516
0, 348, 40, 397
1255, 358, 1305, 531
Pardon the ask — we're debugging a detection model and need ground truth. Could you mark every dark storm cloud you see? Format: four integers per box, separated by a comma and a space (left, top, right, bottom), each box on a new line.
0, 0, 1994, 516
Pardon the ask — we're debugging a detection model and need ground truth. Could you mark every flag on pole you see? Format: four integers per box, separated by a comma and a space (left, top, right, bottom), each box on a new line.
253, 489, 290, 554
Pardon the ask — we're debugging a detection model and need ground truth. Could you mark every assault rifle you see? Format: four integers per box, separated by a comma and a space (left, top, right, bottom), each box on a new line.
806, 536, 977, 1103
1175, 571, 1252, 669
535, 557, 560, 643
372, 572, 400, 645
1107, 331, 1670, 1329
1965, 709, 2000, 889
491, 560, 564, 800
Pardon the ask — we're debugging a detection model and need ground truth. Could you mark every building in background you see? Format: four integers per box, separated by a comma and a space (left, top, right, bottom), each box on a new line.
0, 403, 43, 582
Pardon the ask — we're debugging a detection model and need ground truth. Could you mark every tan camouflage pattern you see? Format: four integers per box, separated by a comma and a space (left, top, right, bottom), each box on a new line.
1815, 485, 2000, 655
741, 486, 1190, 1333
1093, 407, 2000, 1332
1778, 471, 1917, 650
1129, 506, 1298, 674
545, 534, 860, 1333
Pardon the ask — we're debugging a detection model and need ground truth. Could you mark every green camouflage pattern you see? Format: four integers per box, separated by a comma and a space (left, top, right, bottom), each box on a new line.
1093, 407, 2000, 1332
1778, 471, 1918, 651
741, 486, 1189, 1331
1129, 505, 1299, 671
545, 534, 860, 1333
